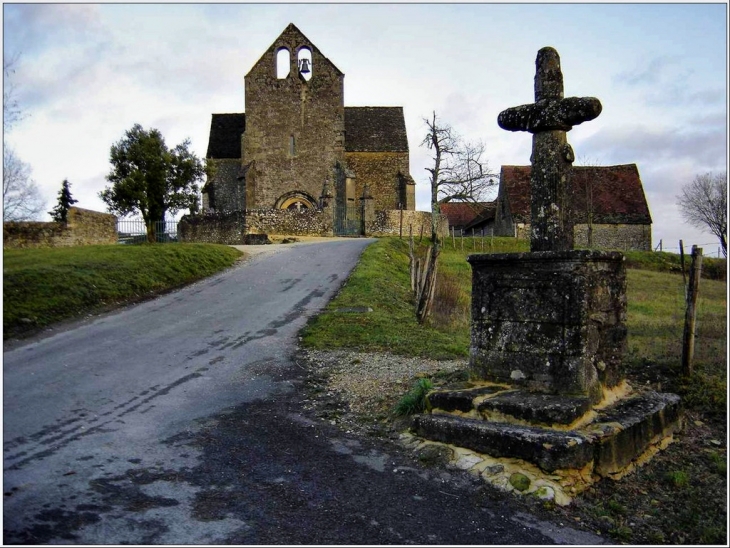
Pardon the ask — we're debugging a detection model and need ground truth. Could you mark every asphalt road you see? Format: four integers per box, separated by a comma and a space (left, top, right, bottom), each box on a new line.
3, 238, 603, 544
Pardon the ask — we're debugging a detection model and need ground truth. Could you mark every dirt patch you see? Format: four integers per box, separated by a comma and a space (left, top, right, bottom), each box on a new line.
300, 348, 727, 545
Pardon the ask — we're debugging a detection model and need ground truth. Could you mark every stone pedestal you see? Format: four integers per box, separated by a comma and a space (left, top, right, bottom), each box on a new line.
409, 248, 682, 503
468, 250, 627, 403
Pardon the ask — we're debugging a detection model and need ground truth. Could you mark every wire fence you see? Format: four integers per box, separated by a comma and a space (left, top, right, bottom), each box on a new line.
116, 219, 178, 244
654, 239, 726, 258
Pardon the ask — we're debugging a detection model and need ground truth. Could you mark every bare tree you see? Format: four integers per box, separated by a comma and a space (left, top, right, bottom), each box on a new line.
412, 112, 497, 323
677, 171, 727, 257
3, 147, 47, 221
422, 112, 498, 242
3, 54, 45, 221
4, 54, 25, 132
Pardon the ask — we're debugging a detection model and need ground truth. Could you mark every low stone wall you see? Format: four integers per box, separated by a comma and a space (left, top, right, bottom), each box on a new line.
245, 208, 333, 236
367, 210, 448, 238
179, 208, 446, 242
3, 207, 117, 249
178, 212, 244, 244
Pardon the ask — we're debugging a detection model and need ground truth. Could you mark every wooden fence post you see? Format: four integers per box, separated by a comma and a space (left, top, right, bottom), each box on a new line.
681, 245, 703, 377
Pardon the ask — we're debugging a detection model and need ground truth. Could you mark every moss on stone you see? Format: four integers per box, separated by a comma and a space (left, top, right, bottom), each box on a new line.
509, 472, 531, 491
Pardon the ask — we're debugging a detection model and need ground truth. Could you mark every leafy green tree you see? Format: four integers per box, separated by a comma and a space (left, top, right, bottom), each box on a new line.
99, 124, 204, 242
49, 179, 78, 223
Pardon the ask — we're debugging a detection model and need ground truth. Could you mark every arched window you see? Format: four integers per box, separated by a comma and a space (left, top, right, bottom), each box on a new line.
297, 47, 312, 81
276, 48, 290, 79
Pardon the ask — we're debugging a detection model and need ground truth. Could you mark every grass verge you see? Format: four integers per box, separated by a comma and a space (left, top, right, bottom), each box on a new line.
299, 237, 471, 359
3, 243, 242, 339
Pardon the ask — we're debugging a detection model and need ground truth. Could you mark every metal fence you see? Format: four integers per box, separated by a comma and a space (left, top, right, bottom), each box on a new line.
117, 219, 178, 244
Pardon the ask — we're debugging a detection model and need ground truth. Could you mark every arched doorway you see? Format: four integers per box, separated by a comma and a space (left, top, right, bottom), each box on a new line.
275, 191, 317, 211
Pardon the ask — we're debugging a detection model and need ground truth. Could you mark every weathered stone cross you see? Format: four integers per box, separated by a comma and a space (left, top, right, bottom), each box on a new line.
498, 47, 602, 252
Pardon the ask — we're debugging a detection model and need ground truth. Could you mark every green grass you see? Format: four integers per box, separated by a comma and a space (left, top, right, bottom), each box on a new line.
3, 244, 242, 339
623, 249, 726, 280
300, 238, 473, 359
393, 377, 434, 417
303, 236, 727, 413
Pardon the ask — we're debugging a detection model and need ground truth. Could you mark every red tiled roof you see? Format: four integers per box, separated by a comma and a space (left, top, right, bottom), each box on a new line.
500, 164, 652, 225
440, 202, 492, 228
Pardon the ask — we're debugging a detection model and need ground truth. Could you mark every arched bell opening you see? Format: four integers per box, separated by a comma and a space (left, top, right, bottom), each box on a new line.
276, 47, 290, 79
297, 47, 312, 81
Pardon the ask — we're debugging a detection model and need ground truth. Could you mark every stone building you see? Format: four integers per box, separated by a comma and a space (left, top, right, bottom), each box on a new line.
203, 24, 415, 228
493, 164, 652, 250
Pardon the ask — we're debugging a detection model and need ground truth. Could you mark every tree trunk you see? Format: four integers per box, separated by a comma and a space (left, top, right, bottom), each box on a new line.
416, 244, 440, 324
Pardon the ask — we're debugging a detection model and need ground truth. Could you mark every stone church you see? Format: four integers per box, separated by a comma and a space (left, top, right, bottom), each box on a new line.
202, 23, 416, 222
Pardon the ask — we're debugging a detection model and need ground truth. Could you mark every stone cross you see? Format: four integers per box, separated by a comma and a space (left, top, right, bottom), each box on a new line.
498, 47, 602, 252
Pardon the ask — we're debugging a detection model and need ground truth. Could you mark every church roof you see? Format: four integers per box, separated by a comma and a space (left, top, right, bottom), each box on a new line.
207, 108, 409, 158
344, 107, 409, 153
500, 164, 652, 225
207, 113, 246, 159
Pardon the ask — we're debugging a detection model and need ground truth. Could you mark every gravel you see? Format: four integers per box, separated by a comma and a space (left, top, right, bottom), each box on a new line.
298, 348, 467, 434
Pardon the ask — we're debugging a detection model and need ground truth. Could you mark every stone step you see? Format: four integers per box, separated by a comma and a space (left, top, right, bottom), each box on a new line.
412, 390, 682, 476
412, 413, 593, 472
476, 390, 592, 426
429, 386, 593, 426
427, 385, 508, 413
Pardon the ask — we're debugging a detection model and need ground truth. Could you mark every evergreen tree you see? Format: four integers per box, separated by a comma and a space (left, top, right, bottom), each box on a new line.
49, 179, 78, 223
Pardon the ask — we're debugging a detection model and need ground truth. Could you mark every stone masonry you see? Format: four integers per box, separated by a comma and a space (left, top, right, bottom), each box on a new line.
3, 207, 117, 249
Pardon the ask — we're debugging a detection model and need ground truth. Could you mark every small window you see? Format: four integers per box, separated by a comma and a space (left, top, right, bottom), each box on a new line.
276, 48, 290, 79
297, 47, 312, 81
289, 135, 296, 156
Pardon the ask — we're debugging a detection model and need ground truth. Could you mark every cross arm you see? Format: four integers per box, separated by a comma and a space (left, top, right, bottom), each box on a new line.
498, 96, 602, 133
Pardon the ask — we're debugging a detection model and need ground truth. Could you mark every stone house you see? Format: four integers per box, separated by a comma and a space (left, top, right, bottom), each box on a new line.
202, 23, 416, 232
493, 164, 652, 250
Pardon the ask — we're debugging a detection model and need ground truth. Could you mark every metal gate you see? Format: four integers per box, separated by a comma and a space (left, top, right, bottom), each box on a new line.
117, 219, 178, 244
333, 204, 362, 236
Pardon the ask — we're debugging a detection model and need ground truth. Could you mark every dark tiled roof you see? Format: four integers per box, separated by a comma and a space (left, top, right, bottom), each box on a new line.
464, 204, 497, 231
500, 164, 652, 225
344, 107, 409, 152
440, 202, 493, 228
207, 113, 246, 159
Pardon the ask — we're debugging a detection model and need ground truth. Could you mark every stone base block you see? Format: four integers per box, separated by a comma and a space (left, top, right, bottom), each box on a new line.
468, 250, 627, 400
413, 389, 682, 478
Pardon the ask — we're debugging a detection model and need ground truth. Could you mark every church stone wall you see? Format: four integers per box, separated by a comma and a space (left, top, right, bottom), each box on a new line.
205, 159, 243, 212
243, 26, 345, 209
344, 152, 414, 211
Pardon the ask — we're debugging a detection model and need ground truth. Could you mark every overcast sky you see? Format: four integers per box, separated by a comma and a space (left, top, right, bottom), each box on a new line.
3, 3, 727, 255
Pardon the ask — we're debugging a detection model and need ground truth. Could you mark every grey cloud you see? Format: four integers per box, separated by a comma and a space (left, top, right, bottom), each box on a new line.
4, 4, 103, 56
643, 85, 726, 108
580, 124, 727, 170
613, 56, 680, 87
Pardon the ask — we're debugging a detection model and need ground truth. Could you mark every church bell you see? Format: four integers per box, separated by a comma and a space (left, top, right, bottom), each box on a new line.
299, 58, 311, 74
